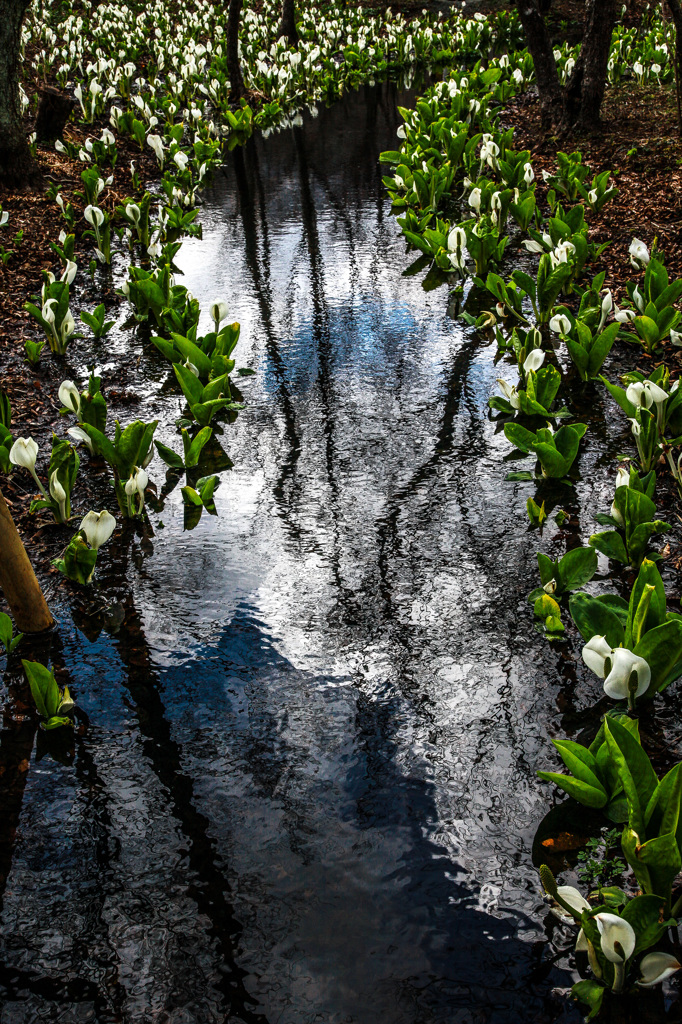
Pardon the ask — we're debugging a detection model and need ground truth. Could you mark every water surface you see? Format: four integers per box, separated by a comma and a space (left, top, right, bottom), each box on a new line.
2, 77, 668, 1024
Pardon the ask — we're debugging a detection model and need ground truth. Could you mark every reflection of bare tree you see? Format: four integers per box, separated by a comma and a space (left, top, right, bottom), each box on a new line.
233, 145, 309, 550
0, 630, 58, 909
110, 591, 267, 1024
374, 332, 485, 620
0, 634, 128, 1020
0, 680, 36, 906
293, 125, 356, 611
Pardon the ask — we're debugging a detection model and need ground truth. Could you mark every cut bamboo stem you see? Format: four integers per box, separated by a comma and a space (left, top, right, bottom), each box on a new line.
0, 486, 54, 633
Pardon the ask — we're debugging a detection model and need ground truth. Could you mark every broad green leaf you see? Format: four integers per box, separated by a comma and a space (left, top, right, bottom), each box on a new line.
0, 612, 13, 653
532, 441, 567, 478
588, 530, 628, 564
634, 831, 682, 903
622, 826, 653, 893
571, 980, 604, 1021
625, 559, 667, 646
565, 338, 589, 376
536, 770, 607, 808
569, 592, 625, 647
587, 323, 619, 377
185, 426, 212, 468
174, 363, 204, 406
621, 894, 673, 955
645, 763, 682, 840
154, 440, 184, 470
553, 739, 605, 791
634, 619, 682, 694
557, 546, 597, 590
537, 552, 556, 587
170, 333, 212, 379
53, 534, 98, 585
80, 424, 120, 470
600, 376, 636, 418
604, 717, 658, 835
504, 422, 537, 453
22, 660, 59, 719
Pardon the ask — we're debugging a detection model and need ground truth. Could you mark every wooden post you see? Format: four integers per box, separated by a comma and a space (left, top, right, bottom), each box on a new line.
0, 486, 53, 633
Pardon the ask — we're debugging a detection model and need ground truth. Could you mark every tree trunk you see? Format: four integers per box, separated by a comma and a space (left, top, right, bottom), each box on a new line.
667, 0, 682, 137
226, 0, 246, 104
573, 0, 619, 128
514, 0, 563, 127
0, 0, 39, 186
35, 86, 76, 142
277, 0, 298, 44
516, 0, 619, 131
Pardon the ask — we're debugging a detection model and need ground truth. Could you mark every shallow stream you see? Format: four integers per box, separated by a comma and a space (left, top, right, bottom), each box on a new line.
2, 77, 681, 1024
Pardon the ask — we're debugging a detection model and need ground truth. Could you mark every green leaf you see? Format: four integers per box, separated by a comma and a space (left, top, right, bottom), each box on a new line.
557, 546, 598, 591
503, 422, 537, 453
587, 323, 619, 377
534, 593, 561, 621
604, 717, 658, 836
505, 471, 534, 481
22, 660, 59, 719
526, 496, 546, 526
569, 593, 625, 648
634, 315, 661, 350
589, 530, 628, 564
628, 521, 670, 567
536, 770, 608, 808
181, 485, 203, 506
532, 442, 567, 478
185, 426, 212, 468
53, 534, 98, 585
645, 762, 682, 840
565, 337, 589, 377
625, 559, 667, 646
620, 894, 672, 955
571, 980, 604, 1021
631, 831, 682, 903
151, 335, 182, 364
552, 739, 606, 792
80, 423, 120, 470
169, 333, 212, 379
154, 440, 184, 470
196, 474, 218, 513
0, 612, 14, 654
536, 552, 556, 588
116, 421, 146, 471
174, 363, 205, 406
44, 715, 72, 731
634, 619, 682, 694
600, 376, 636, 418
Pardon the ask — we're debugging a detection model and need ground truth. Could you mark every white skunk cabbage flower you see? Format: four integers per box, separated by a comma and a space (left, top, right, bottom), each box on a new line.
210, 299, 229, 332
549, 313, 571, 335
629, 237, 650, 268
582, 636, 650, 701
637, 952, 681, 988
80, 510, 116, 550
523, 349, 545, 373
59, 380, 81, 415
595, 914, 635, 964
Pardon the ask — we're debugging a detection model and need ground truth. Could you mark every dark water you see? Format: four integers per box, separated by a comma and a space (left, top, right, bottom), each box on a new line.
2, 78, 681, 1024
